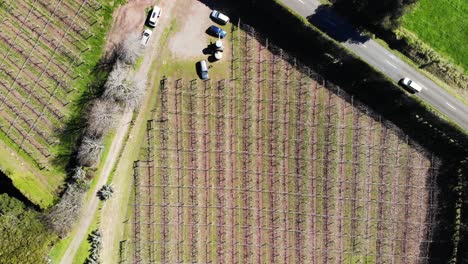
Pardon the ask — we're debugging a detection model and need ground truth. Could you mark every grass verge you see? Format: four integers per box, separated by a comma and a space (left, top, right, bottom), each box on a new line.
72, 205, 101, 264
401, 0, 467, 72
371, 37, 468, 106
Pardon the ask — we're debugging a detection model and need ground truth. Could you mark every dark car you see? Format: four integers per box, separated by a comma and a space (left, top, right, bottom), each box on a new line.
207, 25, 227, 39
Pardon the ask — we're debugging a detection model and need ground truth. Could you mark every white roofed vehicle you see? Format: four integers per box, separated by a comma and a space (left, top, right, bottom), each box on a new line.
140, 29, 152, 47
147, 6, 162, 27
198, 60, 209, 80
210, 10, 230, 25
400, 78, 423, 93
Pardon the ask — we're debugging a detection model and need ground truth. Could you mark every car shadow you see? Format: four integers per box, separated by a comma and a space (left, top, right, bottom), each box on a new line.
195, 61, 203, 79
306, 5, 370, 44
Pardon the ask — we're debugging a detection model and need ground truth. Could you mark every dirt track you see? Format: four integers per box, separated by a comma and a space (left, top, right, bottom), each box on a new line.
58, 0, 164, 263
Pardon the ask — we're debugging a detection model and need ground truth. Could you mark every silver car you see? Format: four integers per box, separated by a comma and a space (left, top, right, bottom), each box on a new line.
140, 29, 152, 47
198, 60, 209, 80
210, 10, 230, 25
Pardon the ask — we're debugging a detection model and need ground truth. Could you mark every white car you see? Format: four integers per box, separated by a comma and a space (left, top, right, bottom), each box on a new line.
140, 29, 152, 47
400, 78, 423, 93
210, 10, 229, 25
147, 6, 162, 27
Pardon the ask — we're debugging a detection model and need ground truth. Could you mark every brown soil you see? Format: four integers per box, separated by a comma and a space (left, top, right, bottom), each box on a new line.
168, 1, 213, 59
104, 0, 154, 52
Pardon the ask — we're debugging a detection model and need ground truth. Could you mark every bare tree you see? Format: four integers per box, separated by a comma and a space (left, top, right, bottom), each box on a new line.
115, 32, 142, 65
103, 61, 128, 96
43, 183, 85, 237
123, 76, 147, 109
77, 136, 104, 167
102, 62, 130, 101
86, 99, 120, 138
103, 62, 147, 109
71, 166, 86, 181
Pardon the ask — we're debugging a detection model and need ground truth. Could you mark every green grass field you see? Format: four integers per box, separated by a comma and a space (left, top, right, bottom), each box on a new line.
402, 0, 468, 71
0, 0, 121, 208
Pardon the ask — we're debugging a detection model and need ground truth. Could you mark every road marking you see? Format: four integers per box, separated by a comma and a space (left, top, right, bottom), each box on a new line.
297, 0, 305, 4
389, 54, 396, 59
361, 44, 367, 48
385, 60, 397, 69
446, 102, 457, 110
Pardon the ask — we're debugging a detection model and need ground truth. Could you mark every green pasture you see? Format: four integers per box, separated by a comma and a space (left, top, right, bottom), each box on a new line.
402, 0, 468, 72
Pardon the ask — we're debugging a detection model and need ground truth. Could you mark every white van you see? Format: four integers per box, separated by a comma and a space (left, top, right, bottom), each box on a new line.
147, 6, 162, 27
400, 78, 423, 93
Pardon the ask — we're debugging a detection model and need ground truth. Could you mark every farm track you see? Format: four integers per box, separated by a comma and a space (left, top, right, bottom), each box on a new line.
128, 25, 439, 264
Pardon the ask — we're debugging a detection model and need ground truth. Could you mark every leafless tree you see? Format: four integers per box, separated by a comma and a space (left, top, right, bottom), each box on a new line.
115, 32, 142, 65
86, 99, 120, 138
123, 76, 147, 109
103, 62, 147, 109
102, 62, 130, 101
71, 166, 86, 181
77, 136, 104, 167
43, 183, 85, 237
103, 61, 128, 96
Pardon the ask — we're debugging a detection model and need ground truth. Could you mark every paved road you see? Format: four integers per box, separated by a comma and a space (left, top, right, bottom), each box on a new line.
281, 0, 468, 132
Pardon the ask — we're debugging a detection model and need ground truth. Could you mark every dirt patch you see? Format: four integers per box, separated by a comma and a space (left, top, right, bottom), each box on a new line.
105, 0, 154, 51
168, 1, 213, 59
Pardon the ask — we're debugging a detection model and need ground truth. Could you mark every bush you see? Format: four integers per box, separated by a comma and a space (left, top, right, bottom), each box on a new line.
97, 185, 114, 201
85, 229, 103, 264
0, 194, 56, 263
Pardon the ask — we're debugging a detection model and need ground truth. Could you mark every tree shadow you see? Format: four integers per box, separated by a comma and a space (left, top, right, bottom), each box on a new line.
306, 5, 370, 44
0, 171, 40, 210
51, 52, 115, 173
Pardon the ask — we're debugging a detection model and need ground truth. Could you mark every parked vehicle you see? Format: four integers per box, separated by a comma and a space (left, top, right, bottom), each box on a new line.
400, 78, 423, 93
198, 60, 209, 80
147, 6, 162, 27
207, 25, 226, 39
140, 29, 152, 47
210, 10, 230, 25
